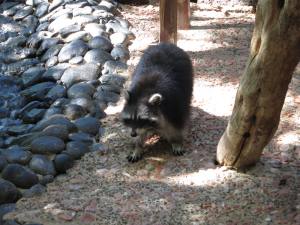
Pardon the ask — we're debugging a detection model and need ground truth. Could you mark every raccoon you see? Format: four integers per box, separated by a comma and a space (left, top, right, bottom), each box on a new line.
121, 43, 193, 162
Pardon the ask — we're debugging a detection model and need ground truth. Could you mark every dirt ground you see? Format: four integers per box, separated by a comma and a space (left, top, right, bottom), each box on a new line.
6, 2, 300, 225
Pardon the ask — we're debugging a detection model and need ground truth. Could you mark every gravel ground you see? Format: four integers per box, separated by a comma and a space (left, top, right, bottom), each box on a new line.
6, 2, 300, 225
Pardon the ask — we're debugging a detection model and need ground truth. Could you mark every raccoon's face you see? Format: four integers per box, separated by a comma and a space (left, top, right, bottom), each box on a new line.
121, 91, 163, 137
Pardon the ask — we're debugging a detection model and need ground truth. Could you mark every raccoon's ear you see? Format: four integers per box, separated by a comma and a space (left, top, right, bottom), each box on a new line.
148, 93, 162, 105
123, 90, 131, 101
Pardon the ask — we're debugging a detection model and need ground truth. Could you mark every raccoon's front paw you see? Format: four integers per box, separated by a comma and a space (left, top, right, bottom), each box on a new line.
127, 151, 142, 163
172, 144, 185, 156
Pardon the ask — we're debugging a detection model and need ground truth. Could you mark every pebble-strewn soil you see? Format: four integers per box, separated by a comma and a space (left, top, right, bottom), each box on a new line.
6, 2, 300, 225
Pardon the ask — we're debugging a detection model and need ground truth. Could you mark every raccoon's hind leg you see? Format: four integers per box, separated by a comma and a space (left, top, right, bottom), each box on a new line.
127, 131, 147, 163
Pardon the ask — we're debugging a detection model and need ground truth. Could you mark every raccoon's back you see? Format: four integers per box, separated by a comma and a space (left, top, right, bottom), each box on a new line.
132, 43, 193, 86
130, 43, 193, 128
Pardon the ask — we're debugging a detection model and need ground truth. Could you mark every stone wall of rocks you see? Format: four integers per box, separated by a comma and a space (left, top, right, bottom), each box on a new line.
0, 0, 132, 216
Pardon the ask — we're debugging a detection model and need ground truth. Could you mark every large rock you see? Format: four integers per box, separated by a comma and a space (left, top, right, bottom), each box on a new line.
101, 60, 128, 75
29, 155, 56, 176
1, 164, 39, 188
59, 24, 81, 38
0, 156, 8, 172
0, 203, 16, 224
13, 6, 33, 20
61, 63, 100, 88
88, 36, 113, 52
42, 63, 69, 81
84, 48, 113, 65
22, 108, 46, 123
0, 47, 36, 63
21, 66, 45, 87
58, 39, 88, 63
32, 114, 77, 132
54, 153, 74, 173
22, 183, 46, 198
3, 58, 40, 76
99, 73, 127, 87
73, 6, 93, 16
0, 179, 21, 204
63, 31, 91, 43
31, 136, 65, 154
42, 124, 69, 141
46, 84, 67, 101
48, 0, 64, 12
37, 38, 61, 55
64, 141, 90, 159
20, 81, 56, 101
84, 23, 106, 37
41, 44, 63, 62
74, 116, 100, 135
94, 89, 120, 104
73, 15, 98, 26
48, 14, 76, 33
68, 132, 94, 143
63, 104, 87, 120
67, 82, 96, 99
3, 145, 31, 165
69, 97, 94, 112
43, 107, 63, 119
111, 45, 130, 62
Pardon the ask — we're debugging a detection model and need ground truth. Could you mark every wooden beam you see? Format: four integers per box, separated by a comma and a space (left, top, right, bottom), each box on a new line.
160, 0, 177, 44
178, 0, 190, 29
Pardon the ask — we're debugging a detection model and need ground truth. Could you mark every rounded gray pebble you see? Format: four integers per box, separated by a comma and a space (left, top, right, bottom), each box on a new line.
88, 36, 113, 52
31, 136, 65, 154
111, 45, 130, 62
22, 184, 46, 198
63, 104, 87, 120
0, 179, 21, 204
3, 145, 31, 165
43, 107, 63, 119
0, 156, 8, 172
67, 82, 96, 99
58, 39, 89, 63
68, 132, 94, 143
1, 164, 39, 188
65, 141, 90, 159
33, 114, 77, 133
42, 124, 69, 141
29, 155, 56, 176
54, 153, 74, 173
74, 116, 100, 135
84, 48, 113, 65
61, 63, 100, 88
39, 174, 54, 186
69, 56, 83, 65
46, 85, 67, 101
69, 97, 94, 111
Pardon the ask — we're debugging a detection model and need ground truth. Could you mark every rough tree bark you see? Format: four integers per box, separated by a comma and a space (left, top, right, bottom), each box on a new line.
216, 0, 300, 168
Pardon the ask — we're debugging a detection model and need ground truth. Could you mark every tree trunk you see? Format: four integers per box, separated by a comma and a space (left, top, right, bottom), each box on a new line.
216, 0, 300, 169
160, 0, 177, 44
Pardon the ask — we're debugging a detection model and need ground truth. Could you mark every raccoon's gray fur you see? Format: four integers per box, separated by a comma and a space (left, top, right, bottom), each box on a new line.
121, 43, 193, 162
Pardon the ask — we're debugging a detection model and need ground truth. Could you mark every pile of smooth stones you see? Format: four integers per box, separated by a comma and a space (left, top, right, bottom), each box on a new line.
0, 0, 133, 217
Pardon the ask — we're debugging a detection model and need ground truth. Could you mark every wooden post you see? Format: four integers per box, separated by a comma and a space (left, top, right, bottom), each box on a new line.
160, 0, 177, 44
178, 0, 190, 29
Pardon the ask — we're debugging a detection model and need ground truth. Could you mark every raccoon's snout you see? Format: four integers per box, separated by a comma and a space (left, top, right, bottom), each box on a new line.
131, 129, 137, 137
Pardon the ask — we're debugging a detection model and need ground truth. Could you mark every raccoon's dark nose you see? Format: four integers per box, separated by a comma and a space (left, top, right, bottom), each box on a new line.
130, 129, 137, 137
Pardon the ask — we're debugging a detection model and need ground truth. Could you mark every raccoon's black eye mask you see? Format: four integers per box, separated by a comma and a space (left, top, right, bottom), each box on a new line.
122, 118, 158, 129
